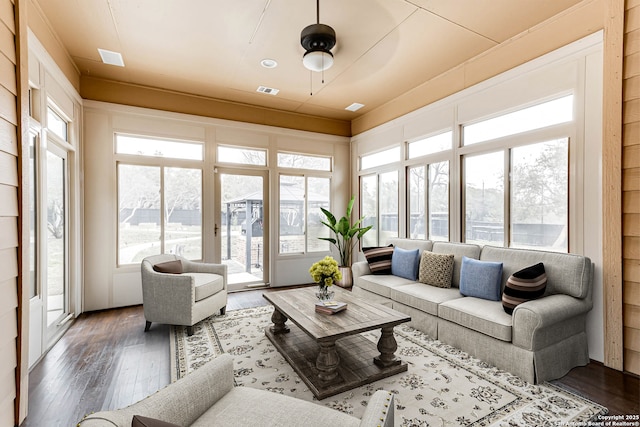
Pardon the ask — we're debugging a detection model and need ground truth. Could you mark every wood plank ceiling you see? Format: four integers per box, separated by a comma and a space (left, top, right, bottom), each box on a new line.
34, 0, 582, 121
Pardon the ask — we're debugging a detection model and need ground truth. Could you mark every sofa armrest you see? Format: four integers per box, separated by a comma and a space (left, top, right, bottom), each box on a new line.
512, 294, 592, 350
79, 354, 235, 427
358, 390, 394, 427
352, 261, 371, 280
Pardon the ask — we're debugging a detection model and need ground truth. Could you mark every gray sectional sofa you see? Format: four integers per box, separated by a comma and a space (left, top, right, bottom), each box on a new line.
352, 238, 594, 384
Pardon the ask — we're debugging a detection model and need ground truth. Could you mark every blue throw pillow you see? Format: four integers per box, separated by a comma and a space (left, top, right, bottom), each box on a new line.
391, 247, 421, 280
459, 256, 503, 301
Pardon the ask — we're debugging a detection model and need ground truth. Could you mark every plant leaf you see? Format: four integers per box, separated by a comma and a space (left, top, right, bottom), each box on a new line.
345, 196, 355, 217
320, 207, 336, 226
317, 237, 337, 244
336, 217, 350, 236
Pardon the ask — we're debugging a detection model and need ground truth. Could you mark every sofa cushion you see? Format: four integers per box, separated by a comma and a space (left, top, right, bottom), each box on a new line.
459, 257, 503, 301
355, 274, 415, 298
152, 260, 183, 274
431, 242, 482, 288
418, 251, 454, 288
192, 386, 360, 427
183, 273, 225, 302
439, 297, 513, 342
391, 247, 420, 280
362, 245, 394, 274
502, 263, 547, 314
391, 283, 464, 316
132, 415, 180, 427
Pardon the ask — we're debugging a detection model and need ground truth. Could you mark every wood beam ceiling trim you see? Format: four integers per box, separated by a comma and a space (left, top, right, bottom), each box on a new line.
80, 76, 352, 137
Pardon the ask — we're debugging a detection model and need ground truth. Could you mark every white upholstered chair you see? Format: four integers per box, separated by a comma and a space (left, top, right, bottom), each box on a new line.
141, 254, 227, 335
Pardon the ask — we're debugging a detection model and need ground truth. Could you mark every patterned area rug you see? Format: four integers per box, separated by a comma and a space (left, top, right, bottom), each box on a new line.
169, 306, 607, 427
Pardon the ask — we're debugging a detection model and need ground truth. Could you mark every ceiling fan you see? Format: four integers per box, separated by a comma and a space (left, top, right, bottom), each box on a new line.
300, 0, 336, 73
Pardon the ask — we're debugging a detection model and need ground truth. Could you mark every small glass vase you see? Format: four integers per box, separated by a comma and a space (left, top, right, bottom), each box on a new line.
315, 285, 335, 302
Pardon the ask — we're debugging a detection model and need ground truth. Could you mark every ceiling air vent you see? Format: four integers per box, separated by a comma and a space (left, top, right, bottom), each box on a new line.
257, 86, 279, 95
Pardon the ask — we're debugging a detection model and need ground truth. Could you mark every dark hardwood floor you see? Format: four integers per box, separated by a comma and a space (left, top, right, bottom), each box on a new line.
20, 288, 639, 427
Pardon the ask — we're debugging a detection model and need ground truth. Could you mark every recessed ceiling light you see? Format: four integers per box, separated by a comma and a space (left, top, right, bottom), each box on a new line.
345, 102, 365, 112
260, 59, 278, 69
98, 48, 125, 67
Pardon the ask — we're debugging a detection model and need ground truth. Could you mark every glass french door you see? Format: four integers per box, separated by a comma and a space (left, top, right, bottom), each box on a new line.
44, 144, 69, 336
214, 168, 269, 291
29, 133, 71, 366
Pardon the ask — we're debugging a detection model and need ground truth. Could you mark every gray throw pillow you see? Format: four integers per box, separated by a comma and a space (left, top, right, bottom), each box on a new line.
418, 251, 454, 288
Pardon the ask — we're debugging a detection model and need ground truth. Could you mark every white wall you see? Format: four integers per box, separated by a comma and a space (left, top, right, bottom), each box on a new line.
83, 102, 350, 311
350, 33, 605, 362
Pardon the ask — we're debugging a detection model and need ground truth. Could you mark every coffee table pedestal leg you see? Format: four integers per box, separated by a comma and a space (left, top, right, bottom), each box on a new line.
374, 326, 401, 368
316, 341, 340, 382
270, 308, 290, 334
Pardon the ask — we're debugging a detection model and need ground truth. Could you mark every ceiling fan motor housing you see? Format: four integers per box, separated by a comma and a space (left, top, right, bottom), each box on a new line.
300, 23, 336, 53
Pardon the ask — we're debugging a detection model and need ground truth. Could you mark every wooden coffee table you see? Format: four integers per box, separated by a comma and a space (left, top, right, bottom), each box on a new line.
263, 287, 411, 399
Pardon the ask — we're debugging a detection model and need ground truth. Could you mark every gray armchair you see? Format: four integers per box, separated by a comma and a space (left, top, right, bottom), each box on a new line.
79, 354, 394, 427
141, 254, 227, 335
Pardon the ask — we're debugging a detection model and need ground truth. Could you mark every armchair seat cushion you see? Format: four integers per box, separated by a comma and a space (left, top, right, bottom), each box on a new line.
183, 273, 225, 302
191, 387, 360, 427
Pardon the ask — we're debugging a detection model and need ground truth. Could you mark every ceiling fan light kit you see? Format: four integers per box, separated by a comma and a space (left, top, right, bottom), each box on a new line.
302, 49, 333, 72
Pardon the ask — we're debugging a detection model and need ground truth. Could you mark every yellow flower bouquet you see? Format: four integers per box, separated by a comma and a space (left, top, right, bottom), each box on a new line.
309, 256, 342, 300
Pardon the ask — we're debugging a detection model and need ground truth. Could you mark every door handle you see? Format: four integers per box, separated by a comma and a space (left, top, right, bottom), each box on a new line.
215, 223, 219, 236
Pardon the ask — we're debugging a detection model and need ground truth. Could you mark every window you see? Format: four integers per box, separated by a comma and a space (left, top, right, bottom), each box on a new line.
408, 161, 449, 241
463, 95, 573, 145
360, 175, 378, 247
360, 171, 398, 246
115, 134, 203, 265
165, 168, 203, 259
279, 175, 330, 254
463, 139, 569, 251
464, 152, 505, 245
510, 139, 568, 251
428, 161, 449, 241
47, 106, 68, 141
118, 164, 202, 264
408, 131, 452, 159
278, 152, 331, 171
116, 134, 203, 160
118, 164, 161, 264
407, 166, 425, 239
361, 147, 400, 170
218, 145, 266, 165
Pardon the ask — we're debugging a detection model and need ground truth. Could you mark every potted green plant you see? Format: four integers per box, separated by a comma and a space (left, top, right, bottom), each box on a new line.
319, 195, 372, 287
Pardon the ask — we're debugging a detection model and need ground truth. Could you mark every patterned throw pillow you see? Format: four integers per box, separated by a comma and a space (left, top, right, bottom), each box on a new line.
418, 251, 455, 288
502, 262, 547, 315
459, 256, 503, 301
363, 245, 394, 274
